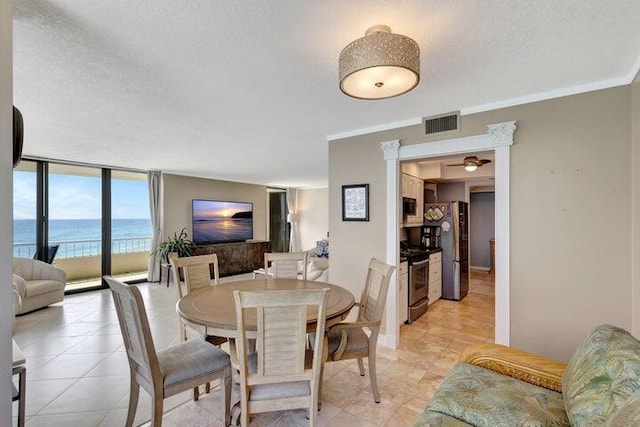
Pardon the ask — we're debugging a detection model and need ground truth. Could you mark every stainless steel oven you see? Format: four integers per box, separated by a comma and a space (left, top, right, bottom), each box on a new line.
408, 256, 429, 323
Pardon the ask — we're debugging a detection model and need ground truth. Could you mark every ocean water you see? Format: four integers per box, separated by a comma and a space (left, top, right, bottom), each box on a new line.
193, 218, 253, 244
13, 218, 152, 258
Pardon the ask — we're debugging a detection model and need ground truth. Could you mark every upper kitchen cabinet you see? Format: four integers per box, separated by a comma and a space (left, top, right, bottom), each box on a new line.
401, 173, 424, 225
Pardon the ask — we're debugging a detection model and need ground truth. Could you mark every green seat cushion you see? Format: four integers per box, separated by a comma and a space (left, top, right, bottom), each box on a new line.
562, 324, 640, 426
426, 363, 569, 427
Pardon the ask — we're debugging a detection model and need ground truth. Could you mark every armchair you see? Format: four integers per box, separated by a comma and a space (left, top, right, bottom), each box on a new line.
12, 257, 66, 315
321, 258, 395, 403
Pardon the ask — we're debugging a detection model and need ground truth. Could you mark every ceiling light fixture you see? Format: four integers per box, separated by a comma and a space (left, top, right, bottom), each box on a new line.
464, 164, 478, 172
339, 25, 420, 100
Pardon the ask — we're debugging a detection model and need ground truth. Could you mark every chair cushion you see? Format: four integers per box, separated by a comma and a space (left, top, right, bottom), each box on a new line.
246, 351, 312, 401
562, 324, 640, 426
427, 363, 569, 427
24, 279, 65, 297
156, 339, 230, 389
326, 326, 369, 354
250, 381, 311, 401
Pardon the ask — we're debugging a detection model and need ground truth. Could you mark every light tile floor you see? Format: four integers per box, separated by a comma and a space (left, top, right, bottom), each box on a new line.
13, 270, 494, 426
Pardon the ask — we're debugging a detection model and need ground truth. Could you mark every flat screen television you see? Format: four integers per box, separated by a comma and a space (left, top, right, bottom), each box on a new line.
192, 199, 253, 245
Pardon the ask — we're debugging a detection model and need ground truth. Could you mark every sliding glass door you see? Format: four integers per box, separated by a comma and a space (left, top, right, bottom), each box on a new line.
11, 159, 150, 293
111, 170, 151, 283
47, 163, 102, 291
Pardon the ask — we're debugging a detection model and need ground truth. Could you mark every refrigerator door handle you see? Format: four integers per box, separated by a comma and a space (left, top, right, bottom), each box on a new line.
452, 261, 460, 299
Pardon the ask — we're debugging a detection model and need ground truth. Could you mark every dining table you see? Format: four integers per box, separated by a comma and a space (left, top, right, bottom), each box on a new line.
176, 277, 356, 339
176, 277, 355, 423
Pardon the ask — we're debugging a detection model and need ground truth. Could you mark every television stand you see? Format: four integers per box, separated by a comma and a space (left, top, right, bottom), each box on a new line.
194, 241, 271, 277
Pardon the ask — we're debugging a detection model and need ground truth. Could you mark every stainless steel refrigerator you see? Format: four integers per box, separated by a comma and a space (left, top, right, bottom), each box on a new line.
423, 201, 469, 300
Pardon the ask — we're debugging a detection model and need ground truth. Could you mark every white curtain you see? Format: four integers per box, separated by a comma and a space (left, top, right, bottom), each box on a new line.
286, 188, 300, 252
147, 170, 162, 281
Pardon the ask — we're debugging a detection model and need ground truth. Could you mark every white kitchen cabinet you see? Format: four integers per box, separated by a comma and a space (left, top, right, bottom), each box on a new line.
428, 251, 442, 305
399, 261, 408, 324
401, 173, 424, 225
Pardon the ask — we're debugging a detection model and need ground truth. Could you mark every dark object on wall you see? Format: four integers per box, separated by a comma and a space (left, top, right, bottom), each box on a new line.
192, 199, 254, 245
342, 184, 369, 221
13, 106, 24, 168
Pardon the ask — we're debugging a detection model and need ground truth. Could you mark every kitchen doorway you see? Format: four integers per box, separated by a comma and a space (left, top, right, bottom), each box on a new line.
381, 121, 515, 348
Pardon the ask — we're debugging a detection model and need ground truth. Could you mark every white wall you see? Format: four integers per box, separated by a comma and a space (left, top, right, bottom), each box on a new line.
297, 188, 329, 251
1, 0, 12, 422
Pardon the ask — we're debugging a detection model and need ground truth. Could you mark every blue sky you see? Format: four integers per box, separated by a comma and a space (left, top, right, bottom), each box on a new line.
13, 171, 150, 220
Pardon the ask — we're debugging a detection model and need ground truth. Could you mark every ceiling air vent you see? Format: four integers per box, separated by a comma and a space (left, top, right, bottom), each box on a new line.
423, 112, 460, 135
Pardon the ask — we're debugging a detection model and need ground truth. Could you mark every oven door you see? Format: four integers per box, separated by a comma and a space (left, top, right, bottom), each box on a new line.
409, 258, 429, 305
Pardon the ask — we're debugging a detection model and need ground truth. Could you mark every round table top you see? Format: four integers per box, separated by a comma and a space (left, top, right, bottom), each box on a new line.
176, 278, 355, 338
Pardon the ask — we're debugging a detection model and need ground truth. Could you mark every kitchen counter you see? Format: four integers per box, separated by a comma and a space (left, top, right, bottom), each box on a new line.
400, 247, 442, 263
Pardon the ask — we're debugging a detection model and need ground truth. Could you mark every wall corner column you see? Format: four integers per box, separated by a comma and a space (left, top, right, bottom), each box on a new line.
380, 139, 400, 349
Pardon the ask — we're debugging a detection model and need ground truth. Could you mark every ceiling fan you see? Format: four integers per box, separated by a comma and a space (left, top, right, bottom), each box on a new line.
446, 156, 491, 172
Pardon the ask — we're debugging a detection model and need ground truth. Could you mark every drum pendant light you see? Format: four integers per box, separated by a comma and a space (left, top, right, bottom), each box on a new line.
339, 25, 420, 100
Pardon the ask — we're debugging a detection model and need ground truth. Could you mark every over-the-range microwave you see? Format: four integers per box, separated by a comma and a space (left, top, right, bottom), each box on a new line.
402, 197, 416, 216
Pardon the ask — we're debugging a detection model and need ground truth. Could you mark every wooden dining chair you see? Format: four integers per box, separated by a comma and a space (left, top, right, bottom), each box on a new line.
170, 254, 227, 346
321, 258, 395, 403
264, 251, 308, 280
233, 288, 329, 427
104, 276, 232, 427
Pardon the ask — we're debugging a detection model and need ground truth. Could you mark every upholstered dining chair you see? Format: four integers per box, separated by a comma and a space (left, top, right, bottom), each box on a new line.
104, 276, 232, 427
264, 251, 308, 280
233, 288, 329, 427
170, 254, 227, 346
322, 258, 395, 403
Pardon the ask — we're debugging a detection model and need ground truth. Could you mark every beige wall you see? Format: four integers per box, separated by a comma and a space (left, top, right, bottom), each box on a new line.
329, 86, 633, 361
329, 135, 390, 322
161, 173, 268, 243
633, 74, 640, 334
1, 0, 12, 421
298, 188, 329, 251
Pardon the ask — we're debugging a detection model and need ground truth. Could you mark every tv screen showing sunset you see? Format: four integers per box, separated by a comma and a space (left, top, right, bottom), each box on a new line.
192, 200, 253, 244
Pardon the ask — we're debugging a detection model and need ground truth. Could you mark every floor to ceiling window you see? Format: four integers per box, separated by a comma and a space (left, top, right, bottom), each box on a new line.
12, 160, 38, 258
111, 170, 151, 284
11, 159, 151, 293
48, 163, 103, 291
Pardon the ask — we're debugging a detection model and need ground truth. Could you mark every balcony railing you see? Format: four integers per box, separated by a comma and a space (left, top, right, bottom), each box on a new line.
13, 236, 152, 259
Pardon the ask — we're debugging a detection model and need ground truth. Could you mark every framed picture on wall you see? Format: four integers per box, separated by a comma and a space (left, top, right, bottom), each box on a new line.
342, 184, 369, 221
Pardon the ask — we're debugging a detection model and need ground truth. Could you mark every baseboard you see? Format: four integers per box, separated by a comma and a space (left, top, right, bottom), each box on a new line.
376, 333, 395, 349
471, 265, 490, 271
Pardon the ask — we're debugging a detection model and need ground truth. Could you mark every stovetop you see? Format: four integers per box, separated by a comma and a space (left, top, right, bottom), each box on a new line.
400, 244, 429, 262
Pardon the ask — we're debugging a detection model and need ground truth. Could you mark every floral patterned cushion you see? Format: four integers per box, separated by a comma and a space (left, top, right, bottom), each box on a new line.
605, 394, 640, 427
315, 239, 329, 258
562, 324, 640, 426
425, 363, 569, 427
415, 410, 473, 426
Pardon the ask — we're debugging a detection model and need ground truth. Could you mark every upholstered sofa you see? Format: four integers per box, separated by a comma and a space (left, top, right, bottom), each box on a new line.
417, 324, 640, 426
12, 258, 66, 315
305, 238, 329, 281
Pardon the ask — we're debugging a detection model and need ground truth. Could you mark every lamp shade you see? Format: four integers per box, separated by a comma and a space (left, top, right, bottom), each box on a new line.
339, 25, 420, 100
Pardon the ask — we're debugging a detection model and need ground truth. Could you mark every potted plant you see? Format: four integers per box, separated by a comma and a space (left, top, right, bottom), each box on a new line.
151, 228, 196, 263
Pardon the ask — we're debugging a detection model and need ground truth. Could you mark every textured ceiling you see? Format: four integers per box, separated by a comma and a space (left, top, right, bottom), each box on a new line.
13, 0, 640, 188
